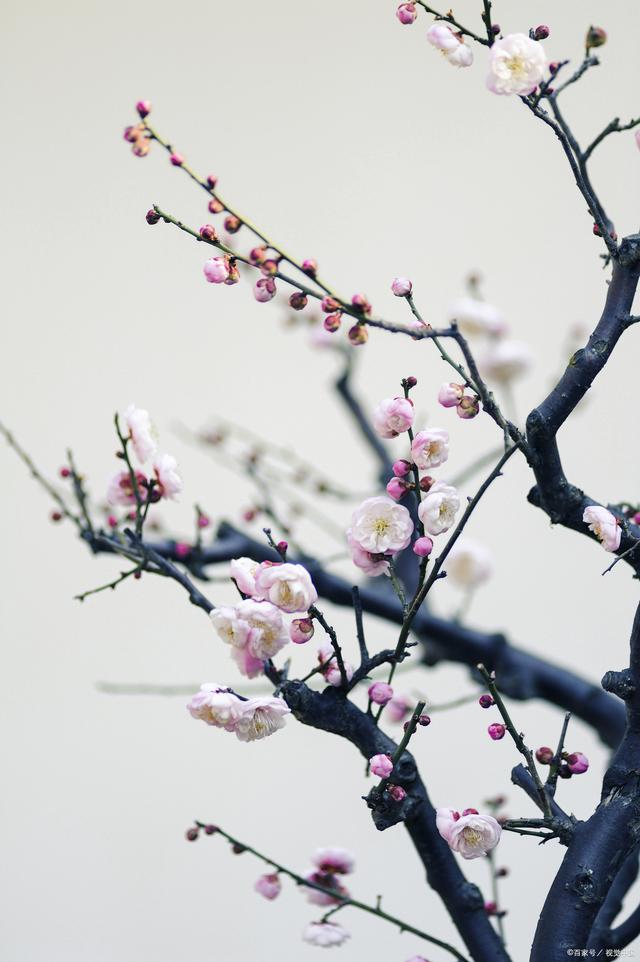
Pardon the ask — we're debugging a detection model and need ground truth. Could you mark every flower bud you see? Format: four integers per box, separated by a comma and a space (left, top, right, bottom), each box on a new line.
438, 382, 465, 408
533, 25, 550, 40
478, 694, 494, 709
558, 763, 572, 779
566, 751, 589, 775
324, 312, 343, 333
321, 295, 341, 313
250, 246, 268, 264
107, 515, 118, 529
391, 276, 413, 296
395, 3, 417, 25
484, 901, 498, 915
491, 23, 501, 35
185, 827, 199, 841
289, 291, 308, 310
393, 459, 411, 478
59, 467, 71, 478
199, 224, 218, 242
457, 395, 480, 419
488, 723, 506, 741
290, 618, 315, 644
302, 258, 318, 276
413, 536, 434, 558
255, 277, 277, 302
136, 99, 151, 118
418, 714, 431, 726
405, 376, 418, 388
50, 510, 63, 522
123, 125, 140, 143
535, 746, 554, 764
419, 476, 435, 493
549, 61, 560, 73
351, 293, 372, 315
206, 174, 218, 189
146, 208, 160, 225
586, 25, 607, 50
260, 259, 279, 277
203, 256, 230, 284
203, 824, 218, 834
368, 682, 394, 705
388, 784, 407, 802
224, 215, 242, 234
276, 540, 288, 555
208, 197, 224, 214
132, 139, 150, 157
370, 753, 394, 778
386, 477, 411, 501
198, 514, 211, 529
347, 323, 368, 346
169, 152, 184, 167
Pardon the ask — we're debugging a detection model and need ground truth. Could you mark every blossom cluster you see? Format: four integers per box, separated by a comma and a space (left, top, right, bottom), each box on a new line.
186, 684, 290, 741
107, 404, 183, 507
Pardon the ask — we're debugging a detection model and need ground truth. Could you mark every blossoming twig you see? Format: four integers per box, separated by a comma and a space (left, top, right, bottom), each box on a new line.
414, 1, 489, 46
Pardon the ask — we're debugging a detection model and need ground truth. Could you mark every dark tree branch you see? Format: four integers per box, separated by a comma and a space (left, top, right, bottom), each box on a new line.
588, 850, 640, 951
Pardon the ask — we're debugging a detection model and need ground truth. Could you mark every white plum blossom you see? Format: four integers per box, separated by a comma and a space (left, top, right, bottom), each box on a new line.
583, 505, 622, 553
418, 482, 460, 536
253, 562, 318, 613
426, 21, 474, 67
446, 540, 493, 589
235, 599, 290, 659
234, 695, 291, 742
186, 684, 243, 730
153, 453, 183, 500
449, 296, 506, 338
347, 532, 391, 577
487, 33, 546, 96
480, 339, 533, 384
230, 645, 267, 679
210, 606, 253, 648
411, 428, 450, 470
303, 922, 351, 948
230, 557, 260, 596
349, 496, 414, 554
372, 396, 415, 438
437, 808, 502, 859
124, 404, 157, 463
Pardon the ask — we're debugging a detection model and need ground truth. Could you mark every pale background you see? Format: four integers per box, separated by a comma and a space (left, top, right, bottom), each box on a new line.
2, 1, 639, 960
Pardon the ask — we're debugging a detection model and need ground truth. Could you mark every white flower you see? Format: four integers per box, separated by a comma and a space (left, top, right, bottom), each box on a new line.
303, 922, 351, 948
411, 428, 450, 470
237, 599, 290, 659
372, 396, 415, 438
418, 482, 460, 536
210, 606, 253, 648
446, 539, 493, 588
445, 812, 502, 859
186, 684, 243, 730
447, 42, 474, 68
253, 562, 318, 613
449, 296, 506, 337
583, 505, 622, 553
487, 33, 546, 96
234, 695, 291, 742
349, 496, 414, 554
426, 22, 473, 67
230, 557, 260, 596
480, 340, 532, 384
153, 453, 183, 500
124, 404, 158, 463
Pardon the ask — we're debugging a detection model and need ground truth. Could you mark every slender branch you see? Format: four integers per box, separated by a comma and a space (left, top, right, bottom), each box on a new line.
414, 1, 489, 45
583, 116, 640, 163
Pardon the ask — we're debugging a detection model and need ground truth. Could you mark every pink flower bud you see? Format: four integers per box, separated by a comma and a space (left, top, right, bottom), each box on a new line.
391, 276, 413, 296
224, 215, 241, 234
198, 514, 210, 529
456, 396, 480, 419
533, 24, 550, 40
261, 259, 279, 276
347, 323, 369, 346
249, 246, 268, 264
206, 174, 218, 188
485, 900, 498, 915
388, 784, 407, 802
290, 618, 315, 644
203, 256, 230, 284
59, 467, 71, 478
393, 459, 411, 478
289, 291, 308, 310
438, 382, 465, 408
413, 536, 434, 557
175, 542, 191, 559
254, 277, 277, 302
419, 476, 435, 493
351, 293, 371, 315
567, 752, 589, 775
395, 3, 417, 25
146, 208, 160, 225
185, 827, 199, 841
107, 515, 118, 528
255, 873, 281, 900
321, 295, 341, 313
208, 197, 224, 214
386, 477, 411, 501
370, 753, 394, 778
387, 694, 413, 723
418, 714, 431, 726
478, 694, 494, 709
199, 224, 218, 242
169, 152, 184, 167
462, 808, 479, 816
136, 99, 151, 118
123, 125, 140, 143
368, 682, 394, 705
488, 723, 506, 741
132, 139, 150, 157
535, 746, 554, 764
324, 312, 343, 333
302, 258, 318, 276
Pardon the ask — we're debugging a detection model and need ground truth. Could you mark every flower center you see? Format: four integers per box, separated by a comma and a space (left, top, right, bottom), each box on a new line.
507, 56, 527, 77
462, 827, 482, 845
373, 518, 390, 535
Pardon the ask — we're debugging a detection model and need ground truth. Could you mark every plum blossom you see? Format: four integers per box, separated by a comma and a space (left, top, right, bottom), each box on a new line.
254, 277, 277, 302
303, 922, 350, 948
370, 754, 394, 778
349, 497, 413, 554
153, 453, 183, 500
124, 404, 157, 463
567, 752, 589, 774
203, 256, 230, 284
312, 847, 354, 875
253, 562, 318, 613
304, 871, 350, 906
186, 684, 243, 730
396, 3, 417, 25
426, 21, 474, 67
373, 396, 415, 438
387, 693, 413, 723
106, 469, 147, 506
437, 808, 502, 859
368, 682, 394, 705
347, 531, 391, 577
418, 482, 460, 536
446, 540, 493, 589
438, 382, 465, 408
583, 505, 621, 552
216, 599, 289, 660
318, 643, 354, 687
230, 557, 259, 596
230, 645, 266, 679
411, 428, 449, 470
255, 874, 281, 900
234, 695, 291, 742
480, 340, 532, 384
391, 276, 413, 296
487, 33, 547, 96
290, 617, 314, 644
449, 296, 506, 337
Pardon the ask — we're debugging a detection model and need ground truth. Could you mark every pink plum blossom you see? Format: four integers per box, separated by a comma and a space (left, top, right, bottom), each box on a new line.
368, 682, 394, 705
446, 540, 493, 589
391, 276, 413, 296
435, 808, 460, 842
290, 618, 315, 644
438, 382, 465, 408
203, 256, 230, 284
235, 599, 290, 659
373, 396, 415, 438
583, 505, 621, 552
254, 277, 277, 302
438, 810, 502, 859
230, 645, 266, 679
347, 531, 391, 577
312, 847, 355, 875
418, 482, 460, 535
186, 684, 243, 730
487, 33, 547, 96
210, 605, 253, 648
303, 922, 350, 948
393, 458, 411, 477
233, 695, 291, 742
386, 477, 410, 501
411, 428, 450, 469
253, 561, 318, 613
106, 469, 147, 506
317, 643, 355, 687
124, 404, 158, 463
349, 496, 414, 554
304, 870, 350, 906
488, 723, 506, 740
153, 453, 183, 500
254, 873, 281, 900
229, 557, 260, 596
447, 42, 474, 67
370, 754, 394, 778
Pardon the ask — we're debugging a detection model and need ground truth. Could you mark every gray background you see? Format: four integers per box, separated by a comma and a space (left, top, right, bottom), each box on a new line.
2, 1, 639, 960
